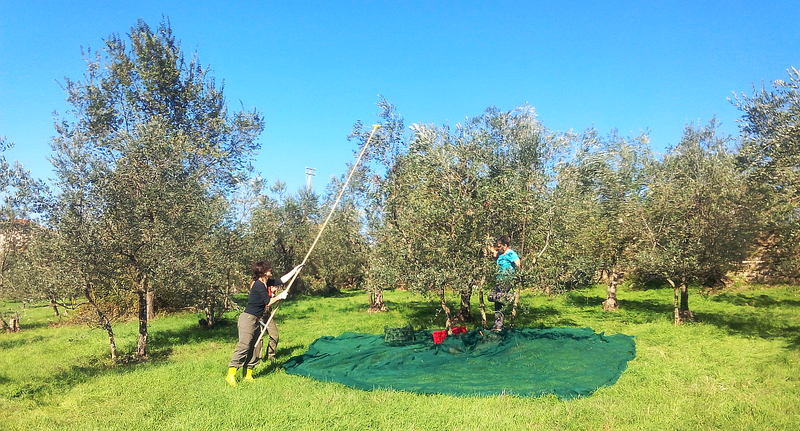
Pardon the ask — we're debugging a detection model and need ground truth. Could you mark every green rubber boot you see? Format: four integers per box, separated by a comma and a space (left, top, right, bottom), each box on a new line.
226, 367, 238, 386
243, 368, 255, 382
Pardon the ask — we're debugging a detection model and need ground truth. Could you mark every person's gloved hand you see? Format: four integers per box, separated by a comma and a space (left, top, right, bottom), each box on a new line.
275, 290, 289, 300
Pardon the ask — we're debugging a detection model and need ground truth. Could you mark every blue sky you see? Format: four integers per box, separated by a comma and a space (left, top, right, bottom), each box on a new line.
1, 1, 798, 193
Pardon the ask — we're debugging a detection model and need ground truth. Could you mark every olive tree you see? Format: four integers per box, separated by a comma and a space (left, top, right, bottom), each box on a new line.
639, 120, 757, 324
52, 19, 263, 357
733, 67, 800, 279
0, 137, 48, 330
348, 97, 408, 312
465, 106, 560, 326
246, 183, 315, 295
356, 101, 558, 329
555, 130, 651, 311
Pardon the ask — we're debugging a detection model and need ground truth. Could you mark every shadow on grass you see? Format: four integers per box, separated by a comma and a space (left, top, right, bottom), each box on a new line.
566, 290, 675, 323
510, 304, 562, 328
788, 334, 800, 349
254, 343, 304, 376
710, 292, 800, 308
619, 299, 674, 316
146, 317, 239, 352
698, 291, 800, 349
566, 292, 606, 308
19, 320, 54, 331
627, 279, 672, 291
0, 335, 46, 350
1, 317, 299, 400
329, 289, 364, 298
381, 295, 565, 331
697, 311, 800, 349
386, 297, 442, 330
4, 360, 111, 400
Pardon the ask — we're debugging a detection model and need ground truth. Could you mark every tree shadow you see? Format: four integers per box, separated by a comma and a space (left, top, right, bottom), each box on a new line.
788, 333, 800, 350
566, 290, 674, 318
510, 304, 562, 328
146, 317, 240, 354
627, 279, 672, 291
281, 306, 319, 321
386, 298, 440, 329
710, 292, 800, 308
382, 295, 565, 331
1, 317, 301, 400
4, 359, 111, 400
21, 320, 54, 331
618, 299, 674, 316
697, 291, 800, 349
566, 292, 606, 309
697, 311, 800, 349
329, 290, 364, 299
0, 316, 52, 331
0, 335, 45, 350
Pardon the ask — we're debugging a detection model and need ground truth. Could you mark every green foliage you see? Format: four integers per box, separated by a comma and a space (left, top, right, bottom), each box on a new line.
47, 18, 264, 356
310, 195, 368, 294
735, 67, 800, 203
0, 137, 47, 300
639, 119, 757, 285
356, 101, 564, 322
348, 97, 409, 309
734, 67, 800, 279
243, 179, 368, 297
635, 120, 759, 322
549, 129, 652, 297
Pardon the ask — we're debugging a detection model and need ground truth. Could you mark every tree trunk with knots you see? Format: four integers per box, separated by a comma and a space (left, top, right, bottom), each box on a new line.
603, 271, 623, 311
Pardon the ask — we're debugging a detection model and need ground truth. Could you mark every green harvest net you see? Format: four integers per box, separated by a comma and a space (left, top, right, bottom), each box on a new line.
283, 327, 636, 399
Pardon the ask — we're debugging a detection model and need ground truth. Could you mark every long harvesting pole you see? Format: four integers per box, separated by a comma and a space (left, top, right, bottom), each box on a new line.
254, 124, 381, 347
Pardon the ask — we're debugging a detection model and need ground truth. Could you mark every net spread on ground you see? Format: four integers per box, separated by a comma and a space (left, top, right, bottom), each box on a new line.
283, 326, 636, 399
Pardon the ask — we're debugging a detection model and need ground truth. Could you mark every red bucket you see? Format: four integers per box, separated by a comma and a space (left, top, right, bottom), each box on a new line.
451, 326, 467, 335
433, 330, 447, 344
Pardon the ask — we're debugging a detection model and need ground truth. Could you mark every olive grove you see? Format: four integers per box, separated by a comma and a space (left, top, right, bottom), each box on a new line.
2, 19, 797, 348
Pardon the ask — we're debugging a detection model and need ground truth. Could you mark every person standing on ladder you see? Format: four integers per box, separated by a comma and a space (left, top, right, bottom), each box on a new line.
226, 261, 303, 386
489, 235, 521, 332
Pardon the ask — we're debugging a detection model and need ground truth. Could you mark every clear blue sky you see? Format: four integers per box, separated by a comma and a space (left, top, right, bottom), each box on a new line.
1, 1, 798, 193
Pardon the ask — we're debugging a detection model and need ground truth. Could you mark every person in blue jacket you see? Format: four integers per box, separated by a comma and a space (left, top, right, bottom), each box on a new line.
489, 235, 521, 331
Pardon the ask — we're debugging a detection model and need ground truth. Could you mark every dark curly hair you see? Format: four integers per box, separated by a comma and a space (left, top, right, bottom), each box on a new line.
251, 261, 273, 280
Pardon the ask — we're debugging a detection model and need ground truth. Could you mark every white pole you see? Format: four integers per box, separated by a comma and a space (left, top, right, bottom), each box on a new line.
255, 124, 381, 346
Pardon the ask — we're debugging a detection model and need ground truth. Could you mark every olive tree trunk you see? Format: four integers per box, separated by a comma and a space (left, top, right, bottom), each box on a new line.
510, 288, 521, 328
478, 275, 487, 328
50, 299, 61, 317
146, 288, 155, 321
667, 278, 682, 325
84, 285, 118, 360
368, 287, 388, 313
602, 271, 622, 311
455, 289, 471, 322
440, 286, 452, 332
679, 280, 695, 321
136, 275, 149, 358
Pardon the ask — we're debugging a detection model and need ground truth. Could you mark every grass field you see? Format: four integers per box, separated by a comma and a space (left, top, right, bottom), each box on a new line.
1, 283, 798, 430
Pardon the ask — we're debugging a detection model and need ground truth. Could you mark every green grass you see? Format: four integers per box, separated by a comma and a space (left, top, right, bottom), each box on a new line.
1, 284, 799, 430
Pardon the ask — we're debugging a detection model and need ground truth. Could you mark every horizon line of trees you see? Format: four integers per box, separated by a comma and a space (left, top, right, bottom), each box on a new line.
1, 19, 798, 360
